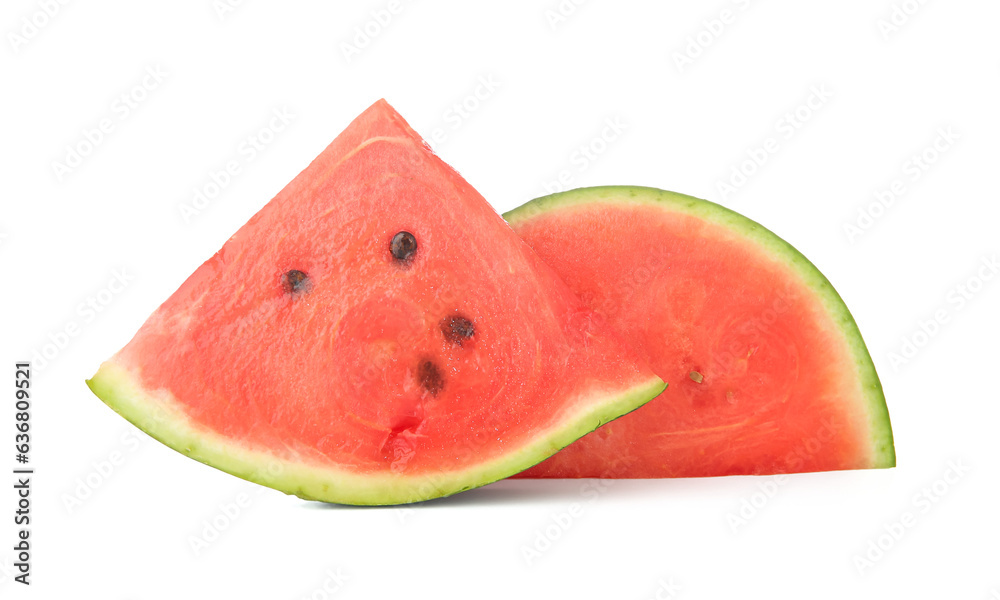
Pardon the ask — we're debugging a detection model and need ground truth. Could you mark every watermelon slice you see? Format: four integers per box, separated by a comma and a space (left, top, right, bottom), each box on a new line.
86, 103, 665, 505
505, 186, 895, 478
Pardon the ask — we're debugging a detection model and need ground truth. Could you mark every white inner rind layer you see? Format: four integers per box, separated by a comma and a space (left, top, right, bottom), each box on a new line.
504, 185, 895, 470
87, 361, 666, 505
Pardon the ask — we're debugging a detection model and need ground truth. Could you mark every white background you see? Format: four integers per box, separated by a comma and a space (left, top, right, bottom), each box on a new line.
2, 0, 999, 598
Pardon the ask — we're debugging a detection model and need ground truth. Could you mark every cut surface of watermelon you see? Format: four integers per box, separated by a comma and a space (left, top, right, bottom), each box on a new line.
505, 186, 894, 478
86, 103, 665, 504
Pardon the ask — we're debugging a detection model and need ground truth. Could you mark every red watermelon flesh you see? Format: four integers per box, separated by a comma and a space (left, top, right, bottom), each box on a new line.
86, 102, 665, 505
505, 186, 895, 478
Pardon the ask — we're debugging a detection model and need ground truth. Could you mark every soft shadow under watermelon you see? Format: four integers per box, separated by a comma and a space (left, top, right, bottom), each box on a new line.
299, 479, 668, 509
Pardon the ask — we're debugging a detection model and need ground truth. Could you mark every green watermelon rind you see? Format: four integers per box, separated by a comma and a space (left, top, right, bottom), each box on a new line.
86, 361, 665, 506
503, 185, 895, 470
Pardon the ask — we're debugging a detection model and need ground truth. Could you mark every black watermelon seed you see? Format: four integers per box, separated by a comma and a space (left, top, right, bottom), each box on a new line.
390, 231, 418, 263
281, 269, 311, 295
417, 360, 443, 396
441, 315, 475, 346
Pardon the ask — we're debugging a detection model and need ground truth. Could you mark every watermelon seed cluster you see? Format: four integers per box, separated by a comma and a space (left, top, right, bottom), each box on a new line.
389, 230, 444, 396
387, 231, 477, 397
423, 316, 477, 395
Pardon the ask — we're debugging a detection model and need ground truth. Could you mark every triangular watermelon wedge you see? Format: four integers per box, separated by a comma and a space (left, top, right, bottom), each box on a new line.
86, 102, 665, 505
506, 186, 894, 478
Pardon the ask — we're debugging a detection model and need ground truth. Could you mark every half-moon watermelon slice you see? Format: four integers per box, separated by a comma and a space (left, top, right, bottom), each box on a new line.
86, 103, 665, 505
505, 186, 894, 478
